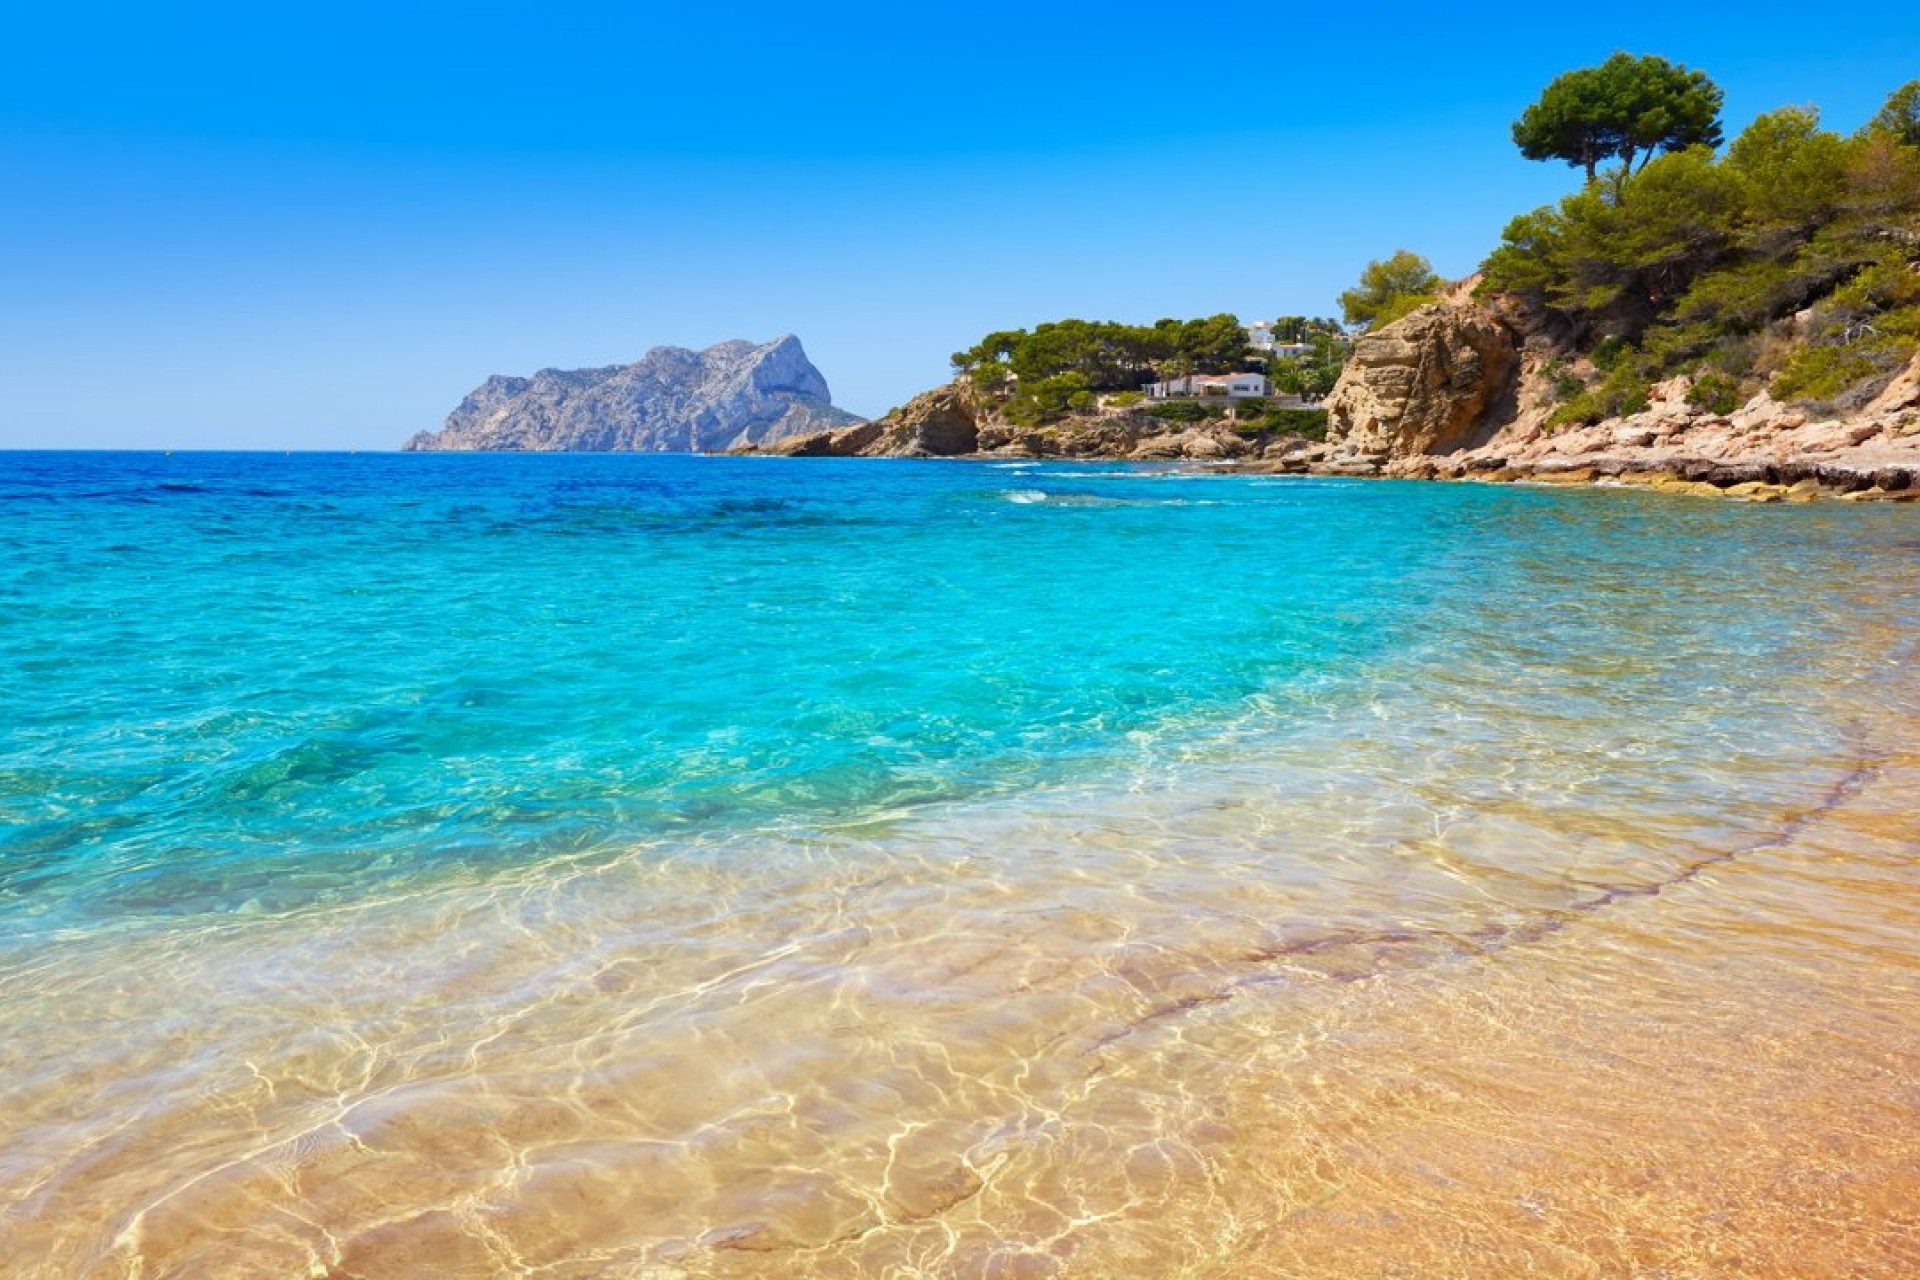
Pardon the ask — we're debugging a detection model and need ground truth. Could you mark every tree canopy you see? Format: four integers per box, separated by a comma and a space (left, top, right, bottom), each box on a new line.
1868, 80, 1920, 148
1265, 329, 1349, 401
951, 315, 1249, 389
950, 315, 1255, 424
1337, 251, 1442, 329
1265, 315, 1345, 344
1512, 52, 1724, 183
1483, 90, 1920, 421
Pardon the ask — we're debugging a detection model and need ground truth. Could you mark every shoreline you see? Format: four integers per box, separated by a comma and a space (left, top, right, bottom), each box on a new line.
8, 454, 1920, 1275
728, 297, 1920, 503
741, 435, 1920, 503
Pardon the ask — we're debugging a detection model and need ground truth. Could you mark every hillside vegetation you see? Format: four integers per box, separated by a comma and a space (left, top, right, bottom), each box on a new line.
1478, 77, 1920, 426
948, 314, 1343, 430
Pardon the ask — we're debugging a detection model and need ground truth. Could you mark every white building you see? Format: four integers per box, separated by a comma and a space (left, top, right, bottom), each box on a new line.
1143, 372, 1271, 400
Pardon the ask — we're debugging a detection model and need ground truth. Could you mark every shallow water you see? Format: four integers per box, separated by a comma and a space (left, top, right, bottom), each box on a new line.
2, 453, 1918, 1277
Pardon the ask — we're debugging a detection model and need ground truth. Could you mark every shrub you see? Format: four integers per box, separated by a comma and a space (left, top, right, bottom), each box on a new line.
1004, 371, 1093, 425
1686, 370, 1742, 414
1541, 359, 1585, 402
1547, 351, 1652, 426
1250, 408, 1329, 439
1145, 400, 1225, 422
1547, 390, 1605, 429
1772, 343, 1889, 402
1106, 390, 1144, 408
1590, 335, 1631, 371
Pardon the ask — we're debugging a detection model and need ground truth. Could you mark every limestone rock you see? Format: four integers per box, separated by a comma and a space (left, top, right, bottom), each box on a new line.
861, 384, 981, 457
766, 420, 885, 457
1866, 350, 1920, 416
1128, 428, 1249, 460
405, 335, 861, 453
1323, 304, 1519, 459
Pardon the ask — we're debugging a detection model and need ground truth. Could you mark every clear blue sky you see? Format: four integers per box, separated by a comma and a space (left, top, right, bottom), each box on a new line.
3, 1, 1916, 449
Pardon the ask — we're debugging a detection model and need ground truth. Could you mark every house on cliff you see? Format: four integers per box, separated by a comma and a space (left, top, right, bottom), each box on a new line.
1144, 372, 1271, 400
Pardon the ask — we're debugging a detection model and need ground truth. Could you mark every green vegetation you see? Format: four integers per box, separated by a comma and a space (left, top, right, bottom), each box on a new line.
1483, 78, 1920, 414
1145, 399, 1328, 439
1512, 52, 1724, 183
1685, 370, 1742, 414
952, 315, 1254, 424
1870, 80, 1920, 148
1339, 251, 1441, 330
1264, 319, 1350, 399
935, 64, 1919, 446
952, 315, 1249, 389
1143, 400, 1224, 422
1264, 316, 1339, 343
1247, 407, 1329, 439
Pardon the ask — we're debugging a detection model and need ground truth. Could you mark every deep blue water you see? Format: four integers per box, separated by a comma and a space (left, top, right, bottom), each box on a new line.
3, 451, 1917, 933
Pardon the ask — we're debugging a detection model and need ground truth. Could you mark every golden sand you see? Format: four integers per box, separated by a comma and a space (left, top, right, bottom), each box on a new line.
3, 717, 1918, 1280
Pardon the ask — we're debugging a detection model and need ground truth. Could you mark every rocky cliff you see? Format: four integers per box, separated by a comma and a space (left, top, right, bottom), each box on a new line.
405, 335, 862, 453
1321, 298, 1920, 499
1323, 304, 1517, 457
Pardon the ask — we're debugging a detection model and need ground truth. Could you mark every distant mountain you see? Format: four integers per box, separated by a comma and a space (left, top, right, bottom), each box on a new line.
404, 335, 863, 452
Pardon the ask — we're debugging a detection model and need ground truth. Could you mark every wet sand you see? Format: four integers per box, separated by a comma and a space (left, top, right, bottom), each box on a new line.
4, 709, 1919, 1279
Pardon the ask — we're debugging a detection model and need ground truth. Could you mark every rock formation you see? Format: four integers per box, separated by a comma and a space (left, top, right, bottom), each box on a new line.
694, 298, 1920, 501
405, 335, 861, 453
1414, 352, 1920, 497
743, 380, 1325, 467
1322, 304, 1518, 460
766, 383, 982, 458
1311, 297, 1920, 498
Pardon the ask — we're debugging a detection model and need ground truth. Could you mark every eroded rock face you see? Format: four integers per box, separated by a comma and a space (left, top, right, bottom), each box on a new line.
405, 335, 862, 452
1867, 349, 1920, 416
1324, 304, 1519, 458
860, 384, 981, 457
763, 420, 885, 457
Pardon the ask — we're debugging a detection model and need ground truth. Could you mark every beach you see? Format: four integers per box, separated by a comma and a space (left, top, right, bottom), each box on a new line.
3, 452, 1919, 1277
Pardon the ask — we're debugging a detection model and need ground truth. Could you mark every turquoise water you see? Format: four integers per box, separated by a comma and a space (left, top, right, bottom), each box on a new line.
0, 454, 1912, 936
6, 452, 1920, 1277
4, 452, 1914, 935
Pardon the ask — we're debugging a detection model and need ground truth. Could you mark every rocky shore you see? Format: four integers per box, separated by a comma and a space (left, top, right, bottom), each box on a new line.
1318, 299, 1920, 502
734, 300, 1920, 502
732, 380, 1327, 470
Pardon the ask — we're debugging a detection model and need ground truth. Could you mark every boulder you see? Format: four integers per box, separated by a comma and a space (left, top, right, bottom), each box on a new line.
1866, 350, 1920, 416
1323, 303, 1519, 459
766, 419, 884, 457
860, 384, 981, 456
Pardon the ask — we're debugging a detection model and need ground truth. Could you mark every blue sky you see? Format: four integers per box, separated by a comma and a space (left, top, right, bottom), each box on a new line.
2, 2, 1916, 449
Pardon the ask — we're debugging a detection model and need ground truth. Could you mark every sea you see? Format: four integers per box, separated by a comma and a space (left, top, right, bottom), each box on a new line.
3, 450, 1919, 1277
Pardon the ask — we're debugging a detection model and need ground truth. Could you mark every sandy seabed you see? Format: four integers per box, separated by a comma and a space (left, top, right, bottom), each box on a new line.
5, 695, 1920, 1280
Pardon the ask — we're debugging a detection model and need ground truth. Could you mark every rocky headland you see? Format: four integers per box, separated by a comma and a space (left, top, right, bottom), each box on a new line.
406, 335, 861, 453
1317, 292, 1920, 501
733, 299, 1920, 503
737, 381, 1325, 468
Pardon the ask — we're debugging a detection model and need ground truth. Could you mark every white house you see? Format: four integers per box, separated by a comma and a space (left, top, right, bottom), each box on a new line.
1143, 372, 1271, 400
